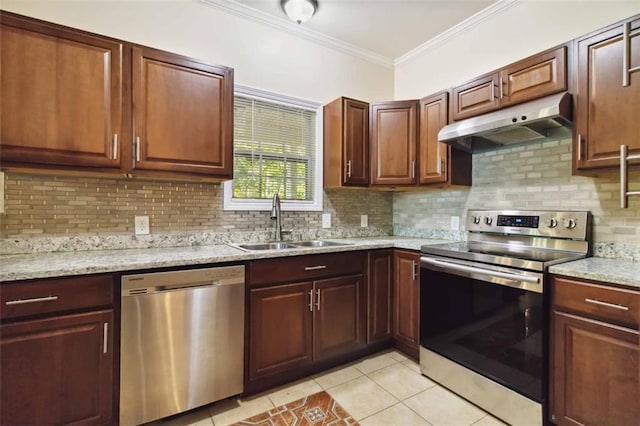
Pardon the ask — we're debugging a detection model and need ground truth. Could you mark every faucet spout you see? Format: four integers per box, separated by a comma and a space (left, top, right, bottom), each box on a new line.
270, 193, 283, 241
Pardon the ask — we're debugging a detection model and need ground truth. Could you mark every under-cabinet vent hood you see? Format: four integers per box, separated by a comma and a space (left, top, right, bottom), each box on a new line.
438, 92, 572, 153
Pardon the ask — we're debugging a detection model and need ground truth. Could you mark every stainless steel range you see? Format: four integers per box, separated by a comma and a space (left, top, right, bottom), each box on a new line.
419, 209, 591, 426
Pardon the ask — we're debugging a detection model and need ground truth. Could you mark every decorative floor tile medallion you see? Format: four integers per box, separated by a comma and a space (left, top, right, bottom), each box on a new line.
234, 391, 358, 426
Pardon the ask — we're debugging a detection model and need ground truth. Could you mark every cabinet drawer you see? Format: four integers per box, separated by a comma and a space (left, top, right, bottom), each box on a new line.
553, 277, 639, 329
1, 274, 114, 320
248, 251, 365, 286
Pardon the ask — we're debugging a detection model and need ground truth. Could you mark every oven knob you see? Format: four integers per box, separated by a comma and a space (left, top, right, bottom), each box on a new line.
563, 218, 577, 229
484, 217, 493, 225
546, 218, 558, 228
473, 216, 481, 224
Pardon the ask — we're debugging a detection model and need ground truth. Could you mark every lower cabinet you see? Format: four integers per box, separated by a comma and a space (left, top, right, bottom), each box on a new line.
550, 276, 639, 426
367, 250, 394, 344
0, 274, 115, 426
394, 250, 420, 359
246, 252, 367, 393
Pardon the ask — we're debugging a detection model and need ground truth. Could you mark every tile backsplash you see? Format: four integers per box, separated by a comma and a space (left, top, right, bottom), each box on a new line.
0, 174, 392, 253
394, 138, 640, 249
2, 137, 639, 258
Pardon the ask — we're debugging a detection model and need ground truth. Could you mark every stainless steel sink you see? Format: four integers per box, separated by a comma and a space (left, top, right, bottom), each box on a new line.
229, 240, 352, 251
293, 240, 351, 247
233, 242, 298, 251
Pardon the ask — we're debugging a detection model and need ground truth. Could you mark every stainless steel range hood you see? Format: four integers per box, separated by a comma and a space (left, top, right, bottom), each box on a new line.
438, 92, 572, 153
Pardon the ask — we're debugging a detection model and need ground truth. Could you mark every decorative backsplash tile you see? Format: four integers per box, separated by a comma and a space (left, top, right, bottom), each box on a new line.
0, 175, 392, 253
394, 138, 640, 252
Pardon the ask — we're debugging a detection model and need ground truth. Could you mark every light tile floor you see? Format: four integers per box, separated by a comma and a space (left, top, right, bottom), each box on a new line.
145, 350, 508, 426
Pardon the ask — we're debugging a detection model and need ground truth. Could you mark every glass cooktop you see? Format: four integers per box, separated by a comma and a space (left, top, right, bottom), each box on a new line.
421, 241, 585, 272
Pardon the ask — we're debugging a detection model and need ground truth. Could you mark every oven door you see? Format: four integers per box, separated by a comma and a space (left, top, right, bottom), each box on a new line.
420, 255, 545, 403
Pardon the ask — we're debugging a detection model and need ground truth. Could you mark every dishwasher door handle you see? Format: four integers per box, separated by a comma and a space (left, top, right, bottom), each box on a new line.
158, 281, 220, 292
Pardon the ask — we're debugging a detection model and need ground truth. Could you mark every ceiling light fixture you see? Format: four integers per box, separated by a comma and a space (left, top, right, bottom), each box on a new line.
280, 0, 318, 25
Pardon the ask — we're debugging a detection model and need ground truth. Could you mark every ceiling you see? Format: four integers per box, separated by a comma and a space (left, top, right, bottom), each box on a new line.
231, 0, 495, 60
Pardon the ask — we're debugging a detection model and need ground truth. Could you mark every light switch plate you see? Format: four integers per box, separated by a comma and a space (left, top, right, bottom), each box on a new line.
360, 214, 368, 227
450, 215, 460, 231
322, 213, 331, 229
135, 215, 150, 235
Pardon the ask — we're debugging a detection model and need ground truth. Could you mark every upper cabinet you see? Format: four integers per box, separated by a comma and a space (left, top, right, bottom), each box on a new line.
574, 16, 640, 170
323, 97, 369, 187
131, 46, 233, 178
0, 12, 234, 181
451, 46, 568, 121
0, 13, 124, 171
371, 100, 419, 186
418, 92, 471, 186
451, 73, 501, 121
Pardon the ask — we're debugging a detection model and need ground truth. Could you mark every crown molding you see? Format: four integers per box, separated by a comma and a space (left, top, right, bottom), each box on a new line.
394, 0, 521, 66
198, 0, 395, 68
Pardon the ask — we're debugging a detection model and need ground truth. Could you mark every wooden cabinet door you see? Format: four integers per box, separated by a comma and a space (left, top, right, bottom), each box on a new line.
575, 17, 640, 170
371, 100, 418, 185
451, 73, 500, 121
0, 13, 123, 170
314, 275, 365, 361
367, 250, 393, 343
248, 282, 314, 381
343, 98, 370, 185
132, 46, 233, 177
500, 46, 567, 108
1, 310, 114, 426
551, 311, 639, 426
419, 92, 449, 185
393, 250, 420, 359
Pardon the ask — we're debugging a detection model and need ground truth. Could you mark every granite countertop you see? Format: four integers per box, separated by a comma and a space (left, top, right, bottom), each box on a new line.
0, 236, 448, 282
549, 257, 640, 289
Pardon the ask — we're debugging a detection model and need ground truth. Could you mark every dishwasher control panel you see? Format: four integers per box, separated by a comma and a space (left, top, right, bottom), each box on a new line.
121, 265, 245, 296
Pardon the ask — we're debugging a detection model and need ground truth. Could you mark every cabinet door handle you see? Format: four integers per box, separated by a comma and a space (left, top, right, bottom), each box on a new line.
585, 298, 629, 311
6, 295, 58, 305
346, 160, 352, 178
112, 134, 118, 160
305, 265, 327, 271
308, 289, 314, 312
412, 260, 418, 280
316, 289, 321, 311
620, 144, 640, 208
103, 323, 109, 354
499, 76, 505, 99
135, 137, 141, 162
436, 153, 442, 175
622, 22, 640, 86
577, 134, 584, 161
411, 161, 416, 179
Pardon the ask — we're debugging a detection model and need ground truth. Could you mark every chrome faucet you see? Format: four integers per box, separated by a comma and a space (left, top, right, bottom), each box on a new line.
270, 193, 283, 241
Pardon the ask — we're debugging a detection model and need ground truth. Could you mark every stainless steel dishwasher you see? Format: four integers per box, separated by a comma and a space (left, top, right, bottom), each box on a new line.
120, 265, 244, 425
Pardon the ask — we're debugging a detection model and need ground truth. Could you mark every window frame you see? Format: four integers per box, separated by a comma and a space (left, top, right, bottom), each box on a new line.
223, 85, 323, 212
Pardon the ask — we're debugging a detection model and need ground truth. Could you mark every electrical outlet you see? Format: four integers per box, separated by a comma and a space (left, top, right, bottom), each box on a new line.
322, 213, 331, 229
360, 214, 368, 227
134, 215, 150, 235
450, 215, 460, 231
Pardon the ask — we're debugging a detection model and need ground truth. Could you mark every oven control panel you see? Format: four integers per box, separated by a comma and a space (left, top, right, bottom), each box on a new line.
467, 210, 590, 239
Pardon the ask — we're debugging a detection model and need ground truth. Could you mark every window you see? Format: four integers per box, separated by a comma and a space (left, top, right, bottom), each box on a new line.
223, 86, 322, 211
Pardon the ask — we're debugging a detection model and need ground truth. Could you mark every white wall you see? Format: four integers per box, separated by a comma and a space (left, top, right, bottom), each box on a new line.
2, 0, 394, 103
395, 1, 640, 100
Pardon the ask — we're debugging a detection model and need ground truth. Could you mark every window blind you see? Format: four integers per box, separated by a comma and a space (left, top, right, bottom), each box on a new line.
233, 95, 316, 201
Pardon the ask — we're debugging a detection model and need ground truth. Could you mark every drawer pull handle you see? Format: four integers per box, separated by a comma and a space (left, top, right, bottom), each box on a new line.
585, 298, 629, 311
6, 295, 58, 305
305, 265, 327, 271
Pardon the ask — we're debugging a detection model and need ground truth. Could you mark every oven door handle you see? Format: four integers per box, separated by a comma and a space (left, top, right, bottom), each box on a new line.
420, 257, 540, 284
